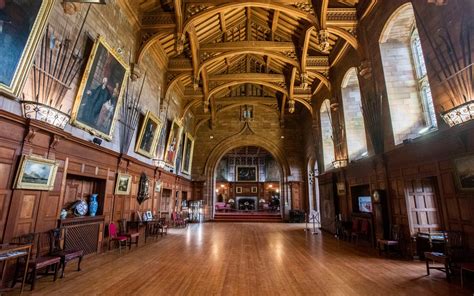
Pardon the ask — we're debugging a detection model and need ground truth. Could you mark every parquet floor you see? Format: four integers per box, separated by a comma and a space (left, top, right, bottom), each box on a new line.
14, 223, 472, 296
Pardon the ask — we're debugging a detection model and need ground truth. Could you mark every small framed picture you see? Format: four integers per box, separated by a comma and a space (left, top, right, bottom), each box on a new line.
236, 187, 242, 194
15, 155, 59, 191
115, 173, 132, 195
336, 182, 346, 196
146, 210, 153, 220
251, 186, 258, 193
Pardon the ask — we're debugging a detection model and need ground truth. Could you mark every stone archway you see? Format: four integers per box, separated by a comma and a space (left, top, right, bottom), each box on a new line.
202, 133, 292, 220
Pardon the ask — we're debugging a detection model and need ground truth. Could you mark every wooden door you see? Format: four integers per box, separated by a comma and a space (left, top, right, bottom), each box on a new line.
405, 178, 441, 234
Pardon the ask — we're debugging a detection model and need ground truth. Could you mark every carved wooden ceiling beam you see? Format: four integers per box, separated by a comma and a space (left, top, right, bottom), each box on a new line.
200, 41, 295, 52
208, 73, 285, 82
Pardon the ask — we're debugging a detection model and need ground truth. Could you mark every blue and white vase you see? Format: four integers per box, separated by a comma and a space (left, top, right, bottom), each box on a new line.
89, 194, 99, 217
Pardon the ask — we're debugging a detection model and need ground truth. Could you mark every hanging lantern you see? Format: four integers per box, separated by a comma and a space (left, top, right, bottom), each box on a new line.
288, 99, 295, 113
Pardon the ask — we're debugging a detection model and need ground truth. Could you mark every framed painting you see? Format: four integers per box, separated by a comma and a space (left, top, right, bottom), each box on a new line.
135, 111, 162, 158
236, 166, 257, 182
71, 35, 129, 140
0, 0, 54, 97
15, 155, 58, 191
164, 119, 183, 168
251, 186, 258, 193
155, 180, 162, 192
115, 173, 131, 195
236, 187, 242, 194
453, 155, 474, 190
181, 133, 195, 175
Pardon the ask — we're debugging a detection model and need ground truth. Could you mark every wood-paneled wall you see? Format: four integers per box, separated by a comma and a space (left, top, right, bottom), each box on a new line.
0, 111, 193, 247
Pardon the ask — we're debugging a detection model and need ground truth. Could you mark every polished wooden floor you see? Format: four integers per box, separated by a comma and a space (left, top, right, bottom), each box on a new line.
14, 223, 471, 296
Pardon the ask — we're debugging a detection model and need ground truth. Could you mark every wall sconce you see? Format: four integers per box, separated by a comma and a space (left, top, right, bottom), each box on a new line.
153, 159, 166, 168
288, 99, 295, 113
332, 159, 348, 169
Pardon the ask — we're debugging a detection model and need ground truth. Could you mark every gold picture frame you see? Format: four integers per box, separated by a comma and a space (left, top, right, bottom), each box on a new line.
135, 111, 162, 159
236, 166, 258, 182
71, 35, 129, 141
164, 119, 183, 169
181, 133, 195, 175
15, 155, 59, 191
0, 0, 55, 97
115, 173, 132, 195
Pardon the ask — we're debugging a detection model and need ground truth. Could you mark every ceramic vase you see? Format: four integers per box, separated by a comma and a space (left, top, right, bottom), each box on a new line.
89, 194, 99, 216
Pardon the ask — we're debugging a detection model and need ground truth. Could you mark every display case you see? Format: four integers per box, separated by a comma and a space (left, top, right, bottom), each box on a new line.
188, 200, 204, 223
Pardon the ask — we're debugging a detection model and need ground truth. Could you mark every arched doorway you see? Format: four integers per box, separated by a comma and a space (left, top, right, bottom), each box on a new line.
202, 134, 292, 221
213, 146, 283, 220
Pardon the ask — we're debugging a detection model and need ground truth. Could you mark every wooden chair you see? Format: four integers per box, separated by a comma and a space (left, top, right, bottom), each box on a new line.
159, 217, 168, 236
424, 231, 463, 280
119, 219, 140, 250
11, 233, 61, 291
171, 212, 186, 228
377, 225, 401, 256
49, 228, 84, 278
351, 219, 369, 244
350, 219, 359, 242
108, 222, 128, 253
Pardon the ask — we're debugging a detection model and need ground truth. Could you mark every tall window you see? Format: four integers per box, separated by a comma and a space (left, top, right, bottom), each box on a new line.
411, 29, 437, 128
341, 68, 368, 160
320, 100, 335, 170
379, 3, 437, 145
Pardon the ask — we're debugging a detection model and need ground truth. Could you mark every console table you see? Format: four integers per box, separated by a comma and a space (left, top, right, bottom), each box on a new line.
0, 244, 31, 294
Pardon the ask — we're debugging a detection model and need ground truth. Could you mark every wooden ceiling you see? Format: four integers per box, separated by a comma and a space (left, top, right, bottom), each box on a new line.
122, 0, 372, 127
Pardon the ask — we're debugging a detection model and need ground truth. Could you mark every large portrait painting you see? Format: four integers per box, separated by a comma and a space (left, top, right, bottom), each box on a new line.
164, 120, 183, 168
454, 155, 474, 190
0, 0, 54, 96
181, 133, 195, 175
135, 111, 162, 159
15, 155, 58, 191
71, 35, 129, 140
236, 166, 257, 182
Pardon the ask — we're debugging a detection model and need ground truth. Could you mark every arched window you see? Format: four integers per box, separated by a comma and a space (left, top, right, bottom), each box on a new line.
341, 68, 368, 160
320, 100, 335, 170
379, 3, 437, 145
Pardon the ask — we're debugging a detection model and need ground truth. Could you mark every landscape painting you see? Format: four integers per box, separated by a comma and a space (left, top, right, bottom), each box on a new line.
71, 36, 129, 140
0, 0, 54, 96
15, 155, 58, 190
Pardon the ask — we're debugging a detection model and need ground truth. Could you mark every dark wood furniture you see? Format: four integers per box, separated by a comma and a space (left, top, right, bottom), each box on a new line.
416, 231, 446, 259
460, 263, 474, 288
119, 219, 140, 250
377, 225, 401, 256
49, 228, 84, 278
11, 233, 61, 291
0, 244, 31, 294
159, 218, 168, 236
424, 231, 463, 280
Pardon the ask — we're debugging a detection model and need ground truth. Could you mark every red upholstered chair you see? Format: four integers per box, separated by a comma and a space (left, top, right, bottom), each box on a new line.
350, 219, 359, 242
352, 219, 369, 244
108, 222, 128, 253
119, 219, 140, 250
171, 212, 186, 228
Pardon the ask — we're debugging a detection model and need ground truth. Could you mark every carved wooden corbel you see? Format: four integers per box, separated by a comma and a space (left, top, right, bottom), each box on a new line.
49, 135, 61, 150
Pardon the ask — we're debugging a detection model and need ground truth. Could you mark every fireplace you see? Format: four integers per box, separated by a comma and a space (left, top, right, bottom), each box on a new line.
236, 196, 257, 211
